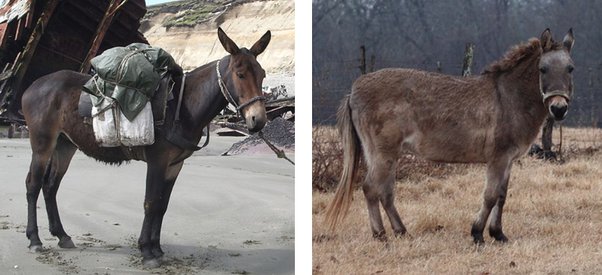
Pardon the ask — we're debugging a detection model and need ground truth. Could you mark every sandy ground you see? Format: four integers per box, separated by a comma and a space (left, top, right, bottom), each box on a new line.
0, 136, 294, 274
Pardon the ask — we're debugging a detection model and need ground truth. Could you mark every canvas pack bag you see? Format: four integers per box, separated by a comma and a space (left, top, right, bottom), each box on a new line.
84, 43, 178, 147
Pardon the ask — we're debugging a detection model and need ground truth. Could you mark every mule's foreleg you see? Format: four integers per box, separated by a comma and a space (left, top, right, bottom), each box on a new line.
138, 158, 172, 268
42, 138, 77, 248
471, 158, 511, 244
149, 161, 184, 259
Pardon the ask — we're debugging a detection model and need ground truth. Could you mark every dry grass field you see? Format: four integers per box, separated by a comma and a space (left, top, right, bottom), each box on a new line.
313, 127, 602, 274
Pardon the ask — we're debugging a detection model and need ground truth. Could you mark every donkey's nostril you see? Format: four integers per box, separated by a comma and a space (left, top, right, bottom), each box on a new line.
550, 105, 568, 120
252, 116, 256, 122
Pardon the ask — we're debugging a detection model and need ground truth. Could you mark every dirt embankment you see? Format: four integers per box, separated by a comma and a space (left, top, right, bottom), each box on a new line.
141, 0, 295, 73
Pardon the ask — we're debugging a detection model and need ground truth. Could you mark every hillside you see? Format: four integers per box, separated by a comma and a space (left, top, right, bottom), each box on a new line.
141, 0, 294, 73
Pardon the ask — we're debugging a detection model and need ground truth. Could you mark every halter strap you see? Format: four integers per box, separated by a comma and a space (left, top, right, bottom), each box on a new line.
216, 59, 265, 115
542, 90, 570, 103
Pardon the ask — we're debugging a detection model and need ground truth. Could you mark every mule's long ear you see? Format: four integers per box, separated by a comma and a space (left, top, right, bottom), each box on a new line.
563, 28, 575, 53
540, 28, 553, 51
250, 30, 271, 57
218, 27, 240, 55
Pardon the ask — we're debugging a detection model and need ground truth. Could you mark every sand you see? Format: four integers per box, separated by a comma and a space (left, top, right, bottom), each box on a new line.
0, 136, 294, 274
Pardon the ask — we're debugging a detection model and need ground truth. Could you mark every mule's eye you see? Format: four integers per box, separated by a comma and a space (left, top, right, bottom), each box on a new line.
539, 67, 548, 74
237, 72, 245, 79
567, 65, 574, 73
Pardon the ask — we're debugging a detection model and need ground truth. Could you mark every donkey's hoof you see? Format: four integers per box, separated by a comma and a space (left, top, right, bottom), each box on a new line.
372, 231, 387, 242
142, 258, 161, 268
58, 237, 76, 249
489, 229, 508, 243
28, 244, 44, 253
493, 234, 508, 243
472, 235, 485, 245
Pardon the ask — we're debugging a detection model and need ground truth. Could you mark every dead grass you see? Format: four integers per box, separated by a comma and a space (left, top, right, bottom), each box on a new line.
313, 127, 602, 274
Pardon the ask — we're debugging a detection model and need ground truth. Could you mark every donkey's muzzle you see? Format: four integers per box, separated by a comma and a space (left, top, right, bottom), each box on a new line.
550, 104, 568, 121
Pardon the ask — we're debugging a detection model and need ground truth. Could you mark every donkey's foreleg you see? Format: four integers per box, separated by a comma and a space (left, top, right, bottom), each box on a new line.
487, 165, 512, 242
149, 161, 184, 259
471, 158, 511, 244
42, 138, 77, 248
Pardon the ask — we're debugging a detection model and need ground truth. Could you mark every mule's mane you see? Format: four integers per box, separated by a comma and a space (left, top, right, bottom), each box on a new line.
483, 38, 563, 75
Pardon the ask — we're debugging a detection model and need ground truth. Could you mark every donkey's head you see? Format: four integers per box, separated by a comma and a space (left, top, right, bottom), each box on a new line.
218, 27, 271, 132
538, 28, 575, 121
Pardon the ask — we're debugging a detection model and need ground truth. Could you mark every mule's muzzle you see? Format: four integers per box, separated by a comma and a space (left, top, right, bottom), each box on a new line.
243, 104, 267, 133
246, 114, 266, 132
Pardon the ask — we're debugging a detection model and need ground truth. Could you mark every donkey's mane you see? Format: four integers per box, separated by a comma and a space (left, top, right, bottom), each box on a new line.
483, 38, 564, 75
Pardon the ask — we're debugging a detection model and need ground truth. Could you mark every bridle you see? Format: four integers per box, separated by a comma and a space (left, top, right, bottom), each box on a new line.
541, 89, 570, 104
216, 59, 266, 116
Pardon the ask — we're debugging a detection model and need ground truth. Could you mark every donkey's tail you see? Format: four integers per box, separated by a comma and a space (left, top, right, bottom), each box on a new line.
324, 95, 361, 232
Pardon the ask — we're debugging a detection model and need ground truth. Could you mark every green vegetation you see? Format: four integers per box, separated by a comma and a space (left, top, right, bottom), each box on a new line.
144, 0, 234, 28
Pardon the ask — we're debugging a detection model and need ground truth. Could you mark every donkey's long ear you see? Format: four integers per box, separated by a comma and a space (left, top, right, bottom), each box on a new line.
540, 28, 553, 51
218, 27, 240, 55
563, 28, 575, 53
250, 30, 271, 57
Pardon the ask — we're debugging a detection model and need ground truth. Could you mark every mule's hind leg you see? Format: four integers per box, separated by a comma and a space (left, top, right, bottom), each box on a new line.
363, 158, 406, 240
42, 135, 77, 248
471, 157, 512, 244
26, 133, 58, 251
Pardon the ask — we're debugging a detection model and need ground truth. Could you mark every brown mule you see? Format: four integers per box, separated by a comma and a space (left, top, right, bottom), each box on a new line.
325, 29, 575, 243
21, 28, 271, 267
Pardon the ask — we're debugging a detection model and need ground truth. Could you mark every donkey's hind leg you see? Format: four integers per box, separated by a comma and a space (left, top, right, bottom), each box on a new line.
471, 157, 512, 244
42, 135, 77, 248
363, 157, 406, 240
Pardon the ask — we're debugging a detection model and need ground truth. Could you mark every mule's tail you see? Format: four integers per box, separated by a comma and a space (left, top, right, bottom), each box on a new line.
324, 95, 361, 232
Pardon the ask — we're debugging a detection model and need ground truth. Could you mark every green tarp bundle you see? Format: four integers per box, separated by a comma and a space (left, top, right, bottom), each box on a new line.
83, 43, 179, 121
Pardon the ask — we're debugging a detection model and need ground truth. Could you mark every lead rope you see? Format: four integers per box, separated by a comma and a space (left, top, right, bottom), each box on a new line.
258, 131, 295, 165
216, 60, 293, 165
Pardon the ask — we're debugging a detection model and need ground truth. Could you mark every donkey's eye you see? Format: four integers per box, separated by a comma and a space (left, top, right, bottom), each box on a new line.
567, 65, 574, 73
237, 72, 245, 79
539, 67, 548, 74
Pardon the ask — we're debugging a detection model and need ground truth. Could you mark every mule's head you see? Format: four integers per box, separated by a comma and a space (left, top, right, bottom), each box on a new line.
218, 27, 271, 132
538, 28, 575, 121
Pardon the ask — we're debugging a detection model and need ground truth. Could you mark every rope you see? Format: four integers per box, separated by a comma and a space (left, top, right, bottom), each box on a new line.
258, 131, 295, 165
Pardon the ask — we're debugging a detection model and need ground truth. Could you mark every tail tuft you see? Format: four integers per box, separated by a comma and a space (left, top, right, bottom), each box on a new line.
324, 95, 361, 232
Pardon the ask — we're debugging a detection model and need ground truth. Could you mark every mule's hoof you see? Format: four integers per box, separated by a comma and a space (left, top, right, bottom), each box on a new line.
151, 248, 164, 259
58, 237, 76, 249
28, 244, 43, 253
142, 258, 161, 268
